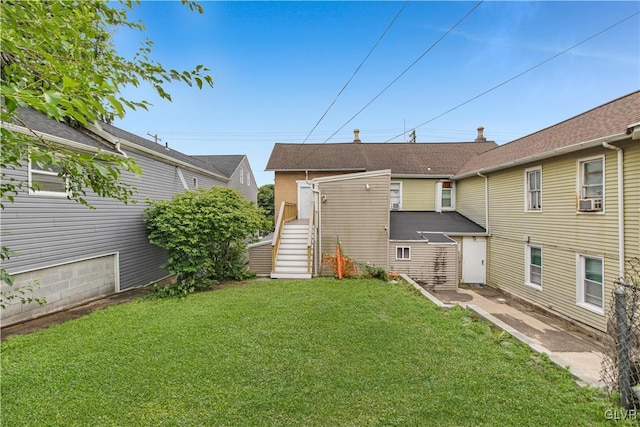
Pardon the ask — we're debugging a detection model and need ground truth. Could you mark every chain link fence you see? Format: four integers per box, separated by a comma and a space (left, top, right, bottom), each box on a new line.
601, 257, 640, 410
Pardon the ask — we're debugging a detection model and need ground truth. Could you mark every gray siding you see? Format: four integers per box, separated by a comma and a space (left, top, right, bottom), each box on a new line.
1, 146, 227, 301
317, 172, 390, 274
388, 241, 458, 290
228, 156, 258, 203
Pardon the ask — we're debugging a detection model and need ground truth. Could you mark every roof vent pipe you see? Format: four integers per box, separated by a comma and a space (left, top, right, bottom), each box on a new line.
353, 129, 361, 143
475, 126, 486, 142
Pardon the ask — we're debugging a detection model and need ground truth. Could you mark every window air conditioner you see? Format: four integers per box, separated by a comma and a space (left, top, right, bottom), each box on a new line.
578, 198, 602, 212
391, 202, 400, 210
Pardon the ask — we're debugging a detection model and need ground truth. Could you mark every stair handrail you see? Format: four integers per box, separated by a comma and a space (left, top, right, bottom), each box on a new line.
272, 201, 297, 272
306, 202, 314, 275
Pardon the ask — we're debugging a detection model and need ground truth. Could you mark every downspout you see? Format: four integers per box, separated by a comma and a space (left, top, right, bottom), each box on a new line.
602, 141, 624, 277
477, 172, 489, 235
114, 141, 127, 158
311, 182, 322, 276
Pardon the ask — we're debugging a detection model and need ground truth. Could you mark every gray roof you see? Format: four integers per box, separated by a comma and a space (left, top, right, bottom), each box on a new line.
389, 211, 485, 240
192, 155, 246, 179
13, 108, 119, 153
266, 141, 497, 176
99, 122, 227, 177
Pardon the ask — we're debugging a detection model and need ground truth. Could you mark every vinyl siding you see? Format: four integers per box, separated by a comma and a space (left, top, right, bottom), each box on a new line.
388, 241, 458, 290
318, 173, 390, 274
274, 171, 357, 219
399, 178, 437, 211
248, 242, 272, 276
1, 146, 227, 296
229, 157, 258, 203
623, 141, 640, 262
456, 175, 487, 228
486, 146, 622, 331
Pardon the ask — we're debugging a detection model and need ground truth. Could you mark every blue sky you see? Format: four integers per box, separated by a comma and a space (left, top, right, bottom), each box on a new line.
113, 1, 640, 187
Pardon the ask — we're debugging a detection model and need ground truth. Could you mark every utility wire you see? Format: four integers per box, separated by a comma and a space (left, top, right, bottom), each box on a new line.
386, 10, 640, 142
323, 0, 484, 143
302, 0, 409, 143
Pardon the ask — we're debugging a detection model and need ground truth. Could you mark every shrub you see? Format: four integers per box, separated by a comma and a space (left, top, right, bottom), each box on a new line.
145, 187, 268, 296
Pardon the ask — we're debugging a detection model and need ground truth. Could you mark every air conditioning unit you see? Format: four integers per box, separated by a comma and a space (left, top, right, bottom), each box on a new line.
578, 198, 602, 212
391, 202, 400, 210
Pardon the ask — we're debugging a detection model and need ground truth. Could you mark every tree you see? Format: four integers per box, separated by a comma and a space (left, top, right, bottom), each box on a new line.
257, 184, 275, 232
0, 0, 214, 305
144, 187, 268, 296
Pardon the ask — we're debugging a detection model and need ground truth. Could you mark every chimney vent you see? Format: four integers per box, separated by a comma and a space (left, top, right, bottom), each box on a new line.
475, 126, 486, 142
353, 128, 361, 143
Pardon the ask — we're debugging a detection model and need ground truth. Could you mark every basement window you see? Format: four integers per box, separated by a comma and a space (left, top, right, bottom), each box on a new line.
396, 246, 411, 261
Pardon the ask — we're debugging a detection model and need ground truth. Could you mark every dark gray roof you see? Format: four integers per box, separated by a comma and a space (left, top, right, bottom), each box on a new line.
389, 211, 485, 240
192, 155, 245, 178
99, 122, 227, 178
14, 108, 119, 153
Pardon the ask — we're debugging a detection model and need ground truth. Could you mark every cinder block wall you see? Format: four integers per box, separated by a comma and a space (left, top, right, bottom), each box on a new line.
1, 253, 117, 326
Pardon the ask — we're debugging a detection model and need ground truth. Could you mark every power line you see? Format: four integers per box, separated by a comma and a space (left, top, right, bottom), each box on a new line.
323, 0, 484, 143
386, 10, 640, 143
302, 0, 409, 143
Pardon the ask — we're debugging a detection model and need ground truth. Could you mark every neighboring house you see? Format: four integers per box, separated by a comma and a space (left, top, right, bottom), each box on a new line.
193, 155, 258, 203
0, 109, 258, 325
264, 129, 496, 286
453, 91, 640, 332
262, 91, 640, 333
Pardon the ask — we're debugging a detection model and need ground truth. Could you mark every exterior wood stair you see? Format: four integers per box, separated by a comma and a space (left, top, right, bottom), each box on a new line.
271, 221, 312, 279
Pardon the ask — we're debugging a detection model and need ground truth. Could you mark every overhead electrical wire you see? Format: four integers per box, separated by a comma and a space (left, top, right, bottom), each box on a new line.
386, 10, 640, 143
323, 0, 484, 143
302, 0, 409, 143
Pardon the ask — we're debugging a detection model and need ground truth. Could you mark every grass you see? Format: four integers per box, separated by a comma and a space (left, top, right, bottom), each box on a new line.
0, 278, 627, 426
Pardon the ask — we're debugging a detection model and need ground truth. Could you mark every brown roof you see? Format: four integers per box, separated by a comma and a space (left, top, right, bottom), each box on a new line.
266, 141, 498, 176
455, 91, 640, 178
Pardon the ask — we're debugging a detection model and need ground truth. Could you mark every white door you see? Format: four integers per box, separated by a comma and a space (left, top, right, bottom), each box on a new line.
462, 237, 486, 284
297, 182, 313, 220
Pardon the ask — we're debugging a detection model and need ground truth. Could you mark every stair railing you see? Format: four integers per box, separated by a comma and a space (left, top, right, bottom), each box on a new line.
272, 201, 297, 272
306, 201, 315, 275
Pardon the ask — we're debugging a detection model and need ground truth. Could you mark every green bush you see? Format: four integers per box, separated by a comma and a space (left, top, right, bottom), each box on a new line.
145, 187, 268, 296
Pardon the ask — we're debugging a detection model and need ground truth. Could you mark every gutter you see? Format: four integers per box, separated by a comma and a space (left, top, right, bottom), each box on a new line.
454, 132, 630, 180
2, 122, 114, 155
477, 172, 489, 235
601, 141, 624, 277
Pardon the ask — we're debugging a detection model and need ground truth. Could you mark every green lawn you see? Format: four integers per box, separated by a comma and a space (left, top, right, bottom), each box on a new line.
1, 278, 624, 426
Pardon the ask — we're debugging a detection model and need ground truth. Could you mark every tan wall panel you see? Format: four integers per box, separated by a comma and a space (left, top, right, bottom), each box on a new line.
622, 141, 640, 262
318, 173, 390, 274
389, 241, 458, 290
399, 178, 437, 211
248, 243, 272, 276
456, 175, 487, 228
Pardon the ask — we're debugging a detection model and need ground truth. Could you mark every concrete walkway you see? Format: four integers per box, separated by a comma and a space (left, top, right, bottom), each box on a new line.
402, 275, 605, 388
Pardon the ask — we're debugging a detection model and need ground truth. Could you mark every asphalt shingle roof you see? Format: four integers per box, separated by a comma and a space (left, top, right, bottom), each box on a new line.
389, 211, 486, 240
455, 91, 640, 177
192, 155, 245, 179
266, 141, 498, 176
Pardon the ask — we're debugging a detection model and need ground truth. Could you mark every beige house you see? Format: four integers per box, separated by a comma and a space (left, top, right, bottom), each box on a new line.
454, 91, 640, 332
260, 91, 640, 333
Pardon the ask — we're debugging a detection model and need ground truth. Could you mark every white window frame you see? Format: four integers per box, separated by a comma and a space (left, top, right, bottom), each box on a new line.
395, 246, 411, 261
576, 254, 605, 315
577, 156, 605, 213
524, 166, 542, 212
247, 172, 251, 187
436, 180, 455, 212
390, 181, 402, 210
239, 167, 244, 184
193, 177, 198, 188
524, 245, 542, 290
28, 158, 69, 196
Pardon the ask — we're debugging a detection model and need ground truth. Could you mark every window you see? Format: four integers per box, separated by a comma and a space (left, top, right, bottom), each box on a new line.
579, 157, 604, 199
525, 167, 542, 211
390, 182, 402, 210
239, 167, 244, 184
29, 159, 68, 195
436, 181, 455, 212
247, 172, 250, 187
193, 177, 198, 188
396, 246, 411, 260
525, 245, 542, 289
577, 255, 604, 313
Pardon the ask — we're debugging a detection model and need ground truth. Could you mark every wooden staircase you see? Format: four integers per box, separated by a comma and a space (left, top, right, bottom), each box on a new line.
271, 220, 312, 279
